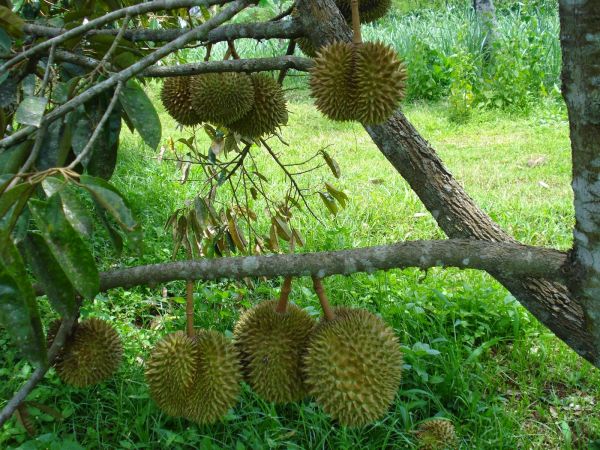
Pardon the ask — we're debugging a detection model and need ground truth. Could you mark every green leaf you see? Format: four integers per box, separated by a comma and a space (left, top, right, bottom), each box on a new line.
42, 178, 93, 237
0, 233, 46, 367
23, 233, 77, 317
118, 80, 161, 150
321, 150, 341, 178
0, 26, 11, 54
319, 192, 338, 215
79, 175, 137, 232
325, 182, 349, 208
0, 182, 32, 221
29, 196, 99, 300
15, 96, 48, 127
0, 141, 31, 175
0, 6, 24, 37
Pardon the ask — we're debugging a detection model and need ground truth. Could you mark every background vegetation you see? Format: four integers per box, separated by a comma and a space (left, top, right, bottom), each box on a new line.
3, 0, 599, 448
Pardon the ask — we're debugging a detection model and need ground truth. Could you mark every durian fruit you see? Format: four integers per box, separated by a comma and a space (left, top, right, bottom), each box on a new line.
228, 74, 288, 138
160, 76, 203, 126
234, 299, 316, 403
185, 329, 242, 425
303, 307, 402, 427
335, 0, 392, 24
310, 41, 407, 125
145, 331, 199, 417
297, 38, 318, 58
415, 419, 458, 450
54, 318, 123, 387
190, 73, 255, 125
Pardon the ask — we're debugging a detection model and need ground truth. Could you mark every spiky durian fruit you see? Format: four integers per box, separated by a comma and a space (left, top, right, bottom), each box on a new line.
190, 73, 255, 125
185, 329, 241, 425
234, 300, 316, 403
160, 76, 203, 126
54, 318, 123, 387
310, 41, 407, 124
335, 0, 391, 23
145, 331, 199, 417
228, 74, 288, 138
416, 419, 457, 450
303, 308, 402, 427
297, 38, 318, 58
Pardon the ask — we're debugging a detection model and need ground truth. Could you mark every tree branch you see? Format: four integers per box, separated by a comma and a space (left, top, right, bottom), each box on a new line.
22, 19, 304, 44
0, 0, 251, 150
0, 309, 79, 428
0, 0, 230, 73
94, 240, 568, 292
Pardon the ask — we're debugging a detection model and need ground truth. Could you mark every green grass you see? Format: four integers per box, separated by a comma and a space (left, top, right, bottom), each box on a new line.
2, 92, 600, 449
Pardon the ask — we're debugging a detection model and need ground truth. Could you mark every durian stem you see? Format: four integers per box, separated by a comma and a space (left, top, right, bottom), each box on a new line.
186, 280, 194, 337
275, 276, 293, 313
351, 0, 362, 45
312, 276, 336, 321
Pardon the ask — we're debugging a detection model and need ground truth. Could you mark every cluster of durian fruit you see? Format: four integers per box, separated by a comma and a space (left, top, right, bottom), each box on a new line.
302, 0, 407, 125
160, 72, 288, 139
144, 278, 403, 427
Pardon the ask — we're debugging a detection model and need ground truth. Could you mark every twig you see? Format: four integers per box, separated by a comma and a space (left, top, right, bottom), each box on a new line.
275, 276, 293, 313
0, 0, 229, 73
92, 14, 132, 77
0, 0, 251, 150
312, 276, 335, 321
0, 308, 80, 428
186, 280, 195, 336
67, 81, 124, 169
277, 39, 297, 85
269, 1, 296, 21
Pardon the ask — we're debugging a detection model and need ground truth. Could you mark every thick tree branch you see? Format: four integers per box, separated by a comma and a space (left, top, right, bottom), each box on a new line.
53, 49, 312, 76
22, 19, 304, 44
0, 0, 251, 150
559, 0, 600, 366
295, 0, 596, 364
96, 240, 568, 292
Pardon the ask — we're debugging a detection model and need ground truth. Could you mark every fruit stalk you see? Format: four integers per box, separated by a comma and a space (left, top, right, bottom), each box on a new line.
275, 276, 293, 313
186, 280, 194, 337
351, 0, 362, 44
311, 276, 336, 321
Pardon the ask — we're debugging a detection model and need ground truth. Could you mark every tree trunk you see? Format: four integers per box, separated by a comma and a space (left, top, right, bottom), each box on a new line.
559, 0, 600, 367
473, 0, 497, 48
296, 0, 598, 365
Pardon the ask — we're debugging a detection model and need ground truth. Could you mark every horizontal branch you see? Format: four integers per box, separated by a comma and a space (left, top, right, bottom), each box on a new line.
23, 19, 304, 44
97, 239, 569, 292
54, 50, 313, 76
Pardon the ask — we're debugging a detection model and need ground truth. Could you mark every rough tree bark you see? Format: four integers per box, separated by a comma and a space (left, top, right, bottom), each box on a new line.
473, 0, 497, 47
560, 0, 600, 367
295, 0, 596, 363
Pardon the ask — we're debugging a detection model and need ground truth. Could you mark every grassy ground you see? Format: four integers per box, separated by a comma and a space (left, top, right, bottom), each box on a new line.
2, 91, 600, 449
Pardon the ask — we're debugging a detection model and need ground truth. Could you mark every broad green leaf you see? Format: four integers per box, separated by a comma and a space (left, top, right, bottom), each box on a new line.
321, 150, 341, 178
42, 178, 93, 237
272, 216, 292, 241
15, 96, 48, 127
118, 80, 161, 150
0, 141, 31, 174
84, 95, 122, 179
0, 26, 10, 54
0, 234, 46, 367
0, 183, 33, 221
0, 6, 24, 37
319, 192, 338, 215
23, 233, 77, 317
325, 182, 349, 208
96, 205, 124, 255
29, 196, 99, 300
79, 175, 137, 232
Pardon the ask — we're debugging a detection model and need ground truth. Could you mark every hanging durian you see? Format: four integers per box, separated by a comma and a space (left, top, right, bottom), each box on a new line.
54, 318, 123, 387
303, 278, 402, 427
160, 76, 203, 126
416, 419, 458, 450
310, 0, 406, 124
185, 329, 242, 425
227, 74, 288, 138
145, 331, 199, 417
234, 278, 316, 403
190, 73, 255, 125
335, 0, 391, 24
